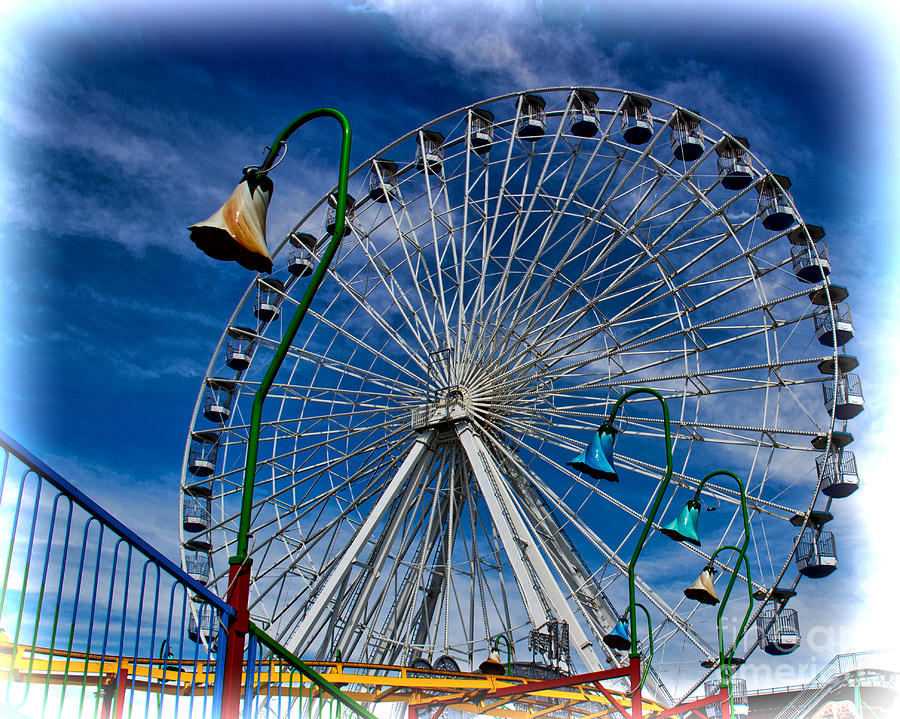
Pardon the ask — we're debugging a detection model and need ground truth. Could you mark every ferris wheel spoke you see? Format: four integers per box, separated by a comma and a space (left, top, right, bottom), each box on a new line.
304, 283, 430, 382
611, 452, 802, 524
477, 137, 572, 342
554, 353, 828, 396
297, 310, 425, 389
343, 232, 443, 360
417, 138, 456, 350
545, 291, 812, 386
283, 430, 436, 655
375, 192, 446, 349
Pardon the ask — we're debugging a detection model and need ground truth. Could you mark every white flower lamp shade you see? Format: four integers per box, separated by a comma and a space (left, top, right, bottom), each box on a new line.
189, 174, 274, 273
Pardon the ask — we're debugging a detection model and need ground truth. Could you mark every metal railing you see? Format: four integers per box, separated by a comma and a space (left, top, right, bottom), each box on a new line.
0, 430, 375, 719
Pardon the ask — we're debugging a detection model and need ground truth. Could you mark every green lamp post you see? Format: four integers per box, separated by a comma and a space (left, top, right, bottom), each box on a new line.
188, 108, 352, 719
672, 470, 755, 719
567, 392, 757, 718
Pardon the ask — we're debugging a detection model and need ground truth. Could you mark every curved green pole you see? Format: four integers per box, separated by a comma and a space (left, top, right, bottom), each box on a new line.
491, 633, 513, 675
604, 387, 673, 658
232, 108, 352, 566
708, 545, 754, 718
691, 472, 752, 669
628, 603, 654, 691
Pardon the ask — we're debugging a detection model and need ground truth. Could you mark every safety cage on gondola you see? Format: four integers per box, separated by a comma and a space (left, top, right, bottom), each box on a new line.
516, 93, 547, 141
670, 108, 704, 162
469, 108, 496, 153
791, 241, 831, 284
287, 232, 318, 277
202, 378, 236, 423
255, 277, 285, 323
823, 372, 864, 420
188, 430, 220, 478
368, 159, 399, 203
813, 302, 854, 347
705, 677, 749, 717
416, 131, 445, 174
182, 490, 211, 534
795, 527, 838, 579
568, 89, 600, 138
225, 326, 256, 371
757, 174, 798, 231
621, 94, 653, 145
326, 192, 355, 236
715, 135, 753, 190
817, 451, 860, 498
757, 608, 801, 656
188, 604, 218, 646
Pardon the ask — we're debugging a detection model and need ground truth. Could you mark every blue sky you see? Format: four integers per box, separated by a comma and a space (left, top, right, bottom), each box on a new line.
1, 0, 898, 691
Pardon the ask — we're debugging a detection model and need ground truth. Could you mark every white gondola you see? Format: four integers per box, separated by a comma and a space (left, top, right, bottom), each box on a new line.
515, 94, 547, 141
184, 551, 211, 585
791, 241, 831, 283
757, 174, 798, 231
823, 373, 864, 420
817, 451, 860, 498
225, 326, 256, 371
469, 108, 495, 153
182, 492, 211, 533
621, 94, 653, 145
368, 159, 399, 203
288, 232, 317, 277
188, 430, 220, 477
715, 135, 752, 190
188, 605, 217, 646
568, 89, 600, 138
757, 608, 801, 656
416, 130, 445, 174
813, 302, 854, 347
255, 278, 285, 323
326, 192, 355, 236
203, 378, 236, 423
670, 109, 704, 162
705, 677, 748, 717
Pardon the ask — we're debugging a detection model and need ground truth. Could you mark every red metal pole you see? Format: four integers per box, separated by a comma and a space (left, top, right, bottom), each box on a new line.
222, 559, 252, 719
629, 655, 642, 719
114, 666, 128, 719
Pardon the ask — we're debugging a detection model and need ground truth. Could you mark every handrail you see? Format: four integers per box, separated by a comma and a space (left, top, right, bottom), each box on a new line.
0, 429, 232, 616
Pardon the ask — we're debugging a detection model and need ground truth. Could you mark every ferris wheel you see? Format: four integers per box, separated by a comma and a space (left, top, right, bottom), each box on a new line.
179, 87, 861, 700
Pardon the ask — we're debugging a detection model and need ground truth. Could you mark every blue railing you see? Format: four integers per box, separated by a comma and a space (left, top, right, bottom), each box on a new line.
0, 430, 234, 718
0, 431, 377, 719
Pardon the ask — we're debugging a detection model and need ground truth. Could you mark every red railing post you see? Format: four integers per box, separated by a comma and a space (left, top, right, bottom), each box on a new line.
629, 655, 642, 719
114, 666, 128, 719
222, 559, 252, 719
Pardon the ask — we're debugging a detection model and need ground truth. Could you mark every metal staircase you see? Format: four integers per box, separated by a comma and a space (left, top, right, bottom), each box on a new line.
773, 650, 895, 718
